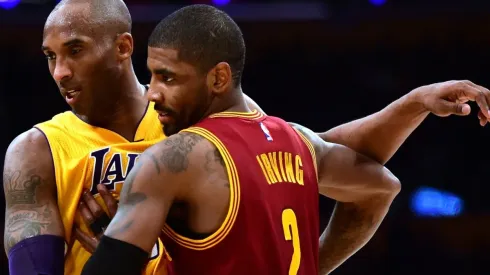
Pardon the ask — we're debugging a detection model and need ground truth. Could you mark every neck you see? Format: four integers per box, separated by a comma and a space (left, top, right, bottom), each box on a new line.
204, 86, 251, 117
75, 64, 149, 141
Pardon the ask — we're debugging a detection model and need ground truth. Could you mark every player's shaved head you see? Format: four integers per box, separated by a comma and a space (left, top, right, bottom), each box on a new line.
44, 0, 132, 39
41, 0, 137, 120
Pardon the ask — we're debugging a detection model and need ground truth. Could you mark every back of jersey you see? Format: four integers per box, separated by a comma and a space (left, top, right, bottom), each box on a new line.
162, 110, 319, 275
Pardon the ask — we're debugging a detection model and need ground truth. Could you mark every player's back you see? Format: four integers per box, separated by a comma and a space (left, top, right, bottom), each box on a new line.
35, 102, 171, 275
162, 110, 319, 275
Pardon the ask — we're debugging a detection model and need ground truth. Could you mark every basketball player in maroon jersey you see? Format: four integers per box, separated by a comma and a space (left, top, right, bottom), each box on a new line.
81, 4, 490, 275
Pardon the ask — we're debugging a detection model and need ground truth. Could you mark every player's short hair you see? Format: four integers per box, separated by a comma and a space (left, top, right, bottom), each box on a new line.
51, 0, 132, 36
148, 4, 246, 86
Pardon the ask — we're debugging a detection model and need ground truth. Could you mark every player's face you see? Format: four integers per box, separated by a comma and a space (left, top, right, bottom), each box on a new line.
147, 47, 214, 136
42, 21, 119, 113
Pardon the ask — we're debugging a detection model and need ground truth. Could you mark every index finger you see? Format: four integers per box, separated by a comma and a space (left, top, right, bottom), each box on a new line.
79, 201, 96, 226
73, 226, 97, 254
82, 190, 105, 218
461, 80, 490, 118
97, 184, 118, 217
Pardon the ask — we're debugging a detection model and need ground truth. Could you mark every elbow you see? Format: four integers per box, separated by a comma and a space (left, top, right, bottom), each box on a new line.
380, 167, 401, 198
356, 168, 400, 208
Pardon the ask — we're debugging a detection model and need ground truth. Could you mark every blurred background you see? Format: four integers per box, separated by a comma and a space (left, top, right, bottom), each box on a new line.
1, 0, 490, 274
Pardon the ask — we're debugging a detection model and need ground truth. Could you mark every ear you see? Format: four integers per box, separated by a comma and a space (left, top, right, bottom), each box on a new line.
115, 32, 133, 61
208, 62, 232, 95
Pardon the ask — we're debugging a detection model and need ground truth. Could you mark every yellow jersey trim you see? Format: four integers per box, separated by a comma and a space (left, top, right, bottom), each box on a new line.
159, 238, 173, 262
209, 109, 263, 119
293, 129, 318, 181
162, 127, 240, 250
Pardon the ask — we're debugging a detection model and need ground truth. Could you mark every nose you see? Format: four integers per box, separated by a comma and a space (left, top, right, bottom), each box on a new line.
147, 81, 164, 103
52, 58, 73, 82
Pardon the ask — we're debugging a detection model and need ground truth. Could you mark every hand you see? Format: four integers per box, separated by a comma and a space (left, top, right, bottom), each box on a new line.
413, 80, 490, 126
73, 184, 118, 253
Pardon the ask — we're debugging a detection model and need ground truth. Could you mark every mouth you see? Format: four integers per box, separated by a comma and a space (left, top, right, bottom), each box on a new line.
64, 89, 81, 105
157, 111, 173, 124
66, 89, 80, 98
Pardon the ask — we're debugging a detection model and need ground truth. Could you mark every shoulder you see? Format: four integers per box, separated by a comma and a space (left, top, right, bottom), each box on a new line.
4, 128, 54, 183
288, 123, 329, 155
131, 132, 218, 199
288, 122, 316, 139
288, 122, 355, 169
145, 131, 215, 174
6, 128, 51, 158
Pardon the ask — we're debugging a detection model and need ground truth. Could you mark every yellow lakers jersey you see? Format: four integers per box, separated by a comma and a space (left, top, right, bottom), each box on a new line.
35, 102, 170, 275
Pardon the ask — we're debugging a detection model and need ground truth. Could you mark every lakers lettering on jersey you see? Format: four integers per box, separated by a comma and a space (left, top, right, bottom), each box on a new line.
35, 102, 171, 275
89, 148, 139, 196
161, 110, 319, 275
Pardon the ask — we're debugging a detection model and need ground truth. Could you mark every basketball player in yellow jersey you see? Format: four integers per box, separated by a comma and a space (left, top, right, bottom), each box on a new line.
3, 1, 170, 274
33, 100, 168, 274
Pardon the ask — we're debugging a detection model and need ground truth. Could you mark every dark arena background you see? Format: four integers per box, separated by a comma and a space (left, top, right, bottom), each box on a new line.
1, 0, 490, 274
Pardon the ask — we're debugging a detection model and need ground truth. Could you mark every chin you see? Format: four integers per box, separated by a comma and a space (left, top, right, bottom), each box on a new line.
163, 125, 179, 137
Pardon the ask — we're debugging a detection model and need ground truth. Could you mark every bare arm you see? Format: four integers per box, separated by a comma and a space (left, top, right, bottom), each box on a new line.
3, 129, 64, 253
318, 92, 427, 164
101, 152, 170, 253
292, 123, 400, 274
323, 81, 490, 164
103, 132, 205, 251
82, 132, 206, 274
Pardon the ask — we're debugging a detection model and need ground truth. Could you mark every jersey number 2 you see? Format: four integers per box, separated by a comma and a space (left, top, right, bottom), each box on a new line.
282, 208, 301, 275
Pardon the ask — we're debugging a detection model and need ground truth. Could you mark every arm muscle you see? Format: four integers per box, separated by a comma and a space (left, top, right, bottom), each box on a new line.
290, 123, 400, 200
3, 129, 64, 253
104, 132, 204, 252
291, 123, 400, 274
318, 92, 428, 164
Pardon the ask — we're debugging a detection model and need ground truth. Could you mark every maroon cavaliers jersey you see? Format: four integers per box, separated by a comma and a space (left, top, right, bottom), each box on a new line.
161, 110, 319, 275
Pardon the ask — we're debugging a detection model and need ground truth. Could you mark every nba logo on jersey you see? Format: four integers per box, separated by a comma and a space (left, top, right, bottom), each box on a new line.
260, 122, 273, 142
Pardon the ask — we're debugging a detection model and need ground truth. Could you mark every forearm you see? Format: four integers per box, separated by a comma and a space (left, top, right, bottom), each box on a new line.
82, 236, 148, 275
3, 129, 64, 253
318, 195, 394, 274
320, 91, 428, 164
4, 204, 64, 253
8, 235, 65, 275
